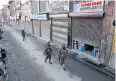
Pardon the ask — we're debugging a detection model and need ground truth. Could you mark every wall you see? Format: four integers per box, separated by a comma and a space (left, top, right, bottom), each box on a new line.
20, 1, 32, 33
21, 2, 32, 19
48, 1, 70, 14
31, 0, 39, 14
9, 1, 16, 17
99, 1, 115, 64
40, 1, 48, 13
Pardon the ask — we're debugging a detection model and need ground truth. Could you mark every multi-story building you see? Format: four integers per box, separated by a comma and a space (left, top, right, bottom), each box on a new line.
48, 0, 115, 71
30, 0, 40, 36
6, 0, 115, 71
30, 0, 50, 41
21, 1, 32, 33
0, 11, 3, 26
1, 5, 10, 25
8, 0, 16, 19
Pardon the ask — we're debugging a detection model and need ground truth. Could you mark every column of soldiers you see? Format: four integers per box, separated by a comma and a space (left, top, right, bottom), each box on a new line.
44, 41, 68, 71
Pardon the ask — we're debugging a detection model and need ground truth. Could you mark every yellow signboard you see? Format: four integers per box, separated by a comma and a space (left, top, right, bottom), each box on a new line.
112, 28, 116, 54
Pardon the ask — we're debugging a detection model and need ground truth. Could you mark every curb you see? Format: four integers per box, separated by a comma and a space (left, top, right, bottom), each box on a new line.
72, 56, 115, 78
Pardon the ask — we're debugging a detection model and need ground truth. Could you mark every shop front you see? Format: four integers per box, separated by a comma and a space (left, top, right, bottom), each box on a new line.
50, 14, 70, 46
33, 19, 40, 37
69, 0, 104, 59
38, 13, 51, 41
48, 1, 70, 46
31, 14, 41, 37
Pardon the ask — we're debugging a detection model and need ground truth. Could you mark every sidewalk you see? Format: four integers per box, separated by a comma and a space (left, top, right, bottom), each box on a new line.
3, 26, 114, 81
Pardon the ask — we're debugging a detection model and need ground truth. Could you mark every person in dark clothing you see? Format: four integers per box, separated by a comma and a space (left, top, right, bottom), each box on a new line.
58, 44, 68, 71
44, 41, 53, 64
0, 48, 6, 65
0, 29, 3, 39
22, 30, 26, 41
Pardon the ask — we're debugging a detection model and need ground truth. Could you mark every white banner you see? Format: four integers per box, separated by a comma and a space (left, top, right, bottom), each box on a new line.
48, 0, 69, 13
74, 0, 104, 12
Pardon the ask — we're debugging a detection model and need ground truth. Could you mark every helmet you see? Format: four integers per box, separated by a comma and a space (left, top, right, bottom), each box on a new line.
47, 41, 50, 46
62, 44, 65, 49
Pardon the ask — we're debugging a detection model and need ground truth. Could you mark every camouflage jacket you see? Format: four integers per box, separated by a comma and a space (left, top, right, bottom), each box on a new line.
44, 45, 52, 55
58, 48, 68, 59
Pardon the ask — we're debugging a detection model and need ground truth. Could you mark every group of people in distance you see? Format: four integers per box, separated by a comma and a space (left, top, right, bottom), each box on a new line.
44, 41, 68, 71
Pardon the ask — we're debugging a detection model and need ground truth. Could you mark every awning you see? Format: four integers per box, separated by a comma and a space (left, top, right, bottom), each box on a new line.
69, 12, 104, 18
49, 14, 68, 18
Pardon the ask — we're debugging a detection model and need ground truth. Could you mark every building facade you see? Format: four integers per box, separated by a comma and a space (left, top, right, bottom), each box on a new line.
48, 1, 70, 46
5, 0, 115, 70
31, 0, 51, 41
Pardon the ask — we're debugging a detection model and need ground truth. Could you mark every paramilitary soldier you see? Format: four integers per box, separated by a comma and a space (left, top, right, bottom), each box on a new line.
58, 44, 68, 71
44, 41, 53, 64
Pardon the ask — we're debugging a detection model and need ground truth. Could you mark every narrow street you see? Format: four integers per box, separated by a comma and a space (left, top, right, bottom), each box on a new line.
0, 26, 114, 81
1, 26, 54, 81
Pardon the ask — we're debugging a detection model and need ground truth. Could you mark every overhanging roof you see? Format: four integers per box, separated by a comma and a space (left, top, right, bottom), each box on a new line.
69, 12, 104, 18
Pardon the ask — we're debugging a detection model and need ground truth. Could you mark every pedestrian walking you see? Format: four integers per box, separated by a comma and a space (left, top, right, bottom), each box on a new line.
21, 30, 26, 41
44, 41, 53, 64
58, 44, 68, 71
0, 29, 3, 39
0, 49, 6, 65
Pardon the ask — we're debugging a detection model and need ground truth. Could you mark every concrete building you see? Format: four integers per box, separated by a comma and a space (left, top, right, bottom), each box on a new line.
21, 1, 32, 33
6, 0, 115, 71
31, 0, 50, 41
8, 0, 17, 26
69, 0, 115, 70
30, 0, 40, 37
0, 11, 3, 26
1, 5, 10, 25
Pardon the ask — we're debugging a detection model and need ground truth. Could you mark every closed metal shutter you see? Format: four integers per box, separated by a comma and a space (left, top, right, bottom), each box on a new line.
41, 20, 51, 41
52, 18, 69, 46
33, 20, 40, 37
72, 18, 103, 47
26, 21, 33, 34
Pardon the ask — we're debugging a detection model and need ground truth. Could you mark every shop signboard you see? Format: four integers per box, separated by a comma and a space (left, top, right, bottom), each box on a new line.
74, 0, 104, 12
48, 1, 69, 14
31, 14, 38, 19
31, 13, 49, 20
38, 13, 49, 20
112, 28, 116, 54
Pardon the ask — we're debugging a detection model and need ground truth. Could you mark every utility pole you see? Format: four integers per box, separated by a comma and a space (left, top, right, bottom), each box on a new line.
19, 0, 22, 30
30, 0, 34, 34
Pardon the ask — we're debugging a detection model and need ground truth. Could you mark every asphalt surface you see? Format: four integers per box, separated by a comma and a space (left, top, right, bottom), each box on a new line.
0, 26, 114, 81
1, 27, 54, 81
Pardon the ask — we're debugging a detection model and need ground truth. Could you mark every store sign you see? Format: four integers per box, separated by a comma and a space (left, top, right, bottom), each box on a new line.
74, 0, 104, 12
48, 1, 69, 13
31, 13, 49, 20
38, 13, 49, 20
31, 14, 38, 19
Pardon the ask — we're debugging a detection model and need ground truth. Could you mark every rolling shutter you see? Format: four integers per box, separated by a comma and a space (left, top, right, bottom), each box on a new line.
52, 18, 69, 46
72, 18, 103, 46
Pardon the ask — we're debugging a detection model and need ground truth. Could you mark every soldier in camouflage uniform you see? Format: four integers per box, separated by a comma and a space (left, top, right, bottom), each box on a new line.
58, 44, 68, 71
44, 41, 53, 64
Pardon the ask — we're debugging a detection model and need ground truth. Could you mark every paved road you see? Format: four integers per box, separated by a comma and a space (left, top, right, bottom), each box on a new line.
1, 26, 114, 81
1, 27, 54, 81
